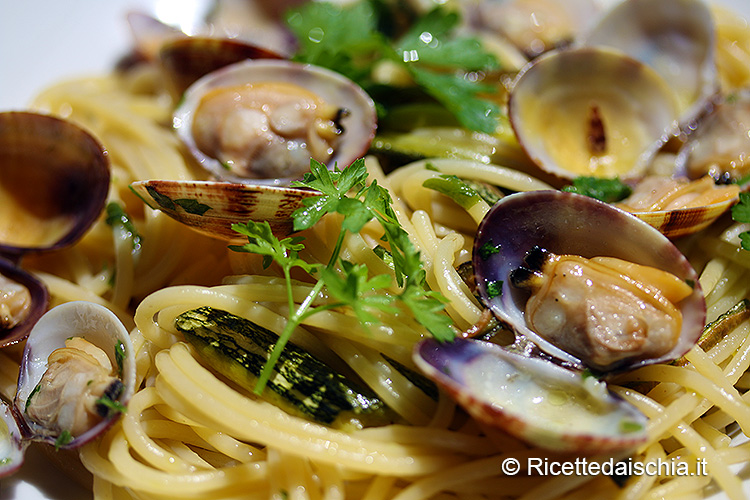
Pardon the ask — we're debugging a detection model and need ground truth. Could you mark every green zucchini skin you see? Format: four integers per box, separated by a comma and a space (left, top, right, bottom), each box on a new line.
174, 307, 392, 430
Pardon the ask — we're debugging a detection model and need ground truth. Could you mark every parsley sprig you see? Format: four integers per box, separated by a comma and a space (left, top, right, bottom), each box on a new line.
286, 1, 502, 134
230, 159, 455, 394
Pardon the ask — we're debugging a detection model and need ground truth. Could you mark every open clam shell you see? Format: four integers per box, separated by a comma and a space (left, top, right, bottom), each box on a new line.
625, 197, 739, 239
14, 301, 136, 449
159, 36, 285, 100
581, 0, 718, 125
0, 257, 49, 348
508, 47, 680, 180
414, 338, 648, 453
174, 59, 377, 185
472, 190, 705, 372
0, 404, 25, 477
0, 112, 110, 258
675, 90, 750, 182
130, 179, 319, 240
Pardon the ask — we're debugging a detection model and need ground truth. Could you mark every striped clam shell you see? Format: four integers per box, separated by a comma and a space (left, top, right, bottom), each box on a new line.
627, 196, 737, 239
130, 180, 318, 241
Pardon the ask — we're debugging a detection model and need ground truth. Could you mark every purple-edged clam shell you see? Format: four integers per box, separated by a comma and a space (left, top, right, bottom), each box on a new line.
0, 257, 49, 348
0, 402, 26, 477
414, 338, 648, 453
174, 59, 377, 186
0, 112, 110, 258
472, 190, 705, 372
14, 301, 136, 449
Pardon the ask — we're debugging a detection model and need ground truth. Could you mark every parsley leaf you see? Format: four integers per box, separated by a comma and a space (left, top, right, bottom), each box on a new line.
229, 221, 318, 275
562, 176, 632, 203
105, 202, 142, 251
230, 157, 456, 393
731, 192, 750, 251
55, 430, 73, 450
285, 1, 502, 134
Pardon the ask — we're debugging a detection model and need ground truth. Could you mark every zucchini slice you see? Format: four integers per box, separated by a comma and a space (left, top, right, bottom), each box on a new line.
174, 307, 392, 430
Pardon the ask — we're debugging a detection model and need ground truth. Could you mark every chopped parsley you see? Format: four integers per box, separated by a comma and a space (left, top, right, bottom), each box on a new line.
105, 202, 142, 250
619, 420, 645, 434
54, 430, 73, 450
478, 240, 501, 260
96, 395, 127, 415
731, 191, 750, 251
562, 176, 632, 203
485, 280, 503, 299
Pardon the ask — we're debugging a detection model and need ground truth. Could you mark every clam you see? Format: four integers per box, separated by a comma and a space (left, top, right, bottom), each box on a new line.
471, 0, 601, 59
471, 190, 705, 372
413, 190, 704, 452
414, 338, 648, 453
580, 0, 718, 125
159, 37, 285, 100
0, 257, 49, 348
14, 301, 136, 449
615, 175, 740, 238
174, 59, 377, 185
129, 179, 318, 240
508, 47, 680, 181
0, 112, 110, 258
675, 90, 750, 182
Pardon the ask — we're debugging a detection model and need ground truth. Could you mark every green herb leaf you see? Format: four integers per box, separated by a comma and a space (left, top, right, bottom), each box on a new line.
115, 341, 126, 378
396, 9, 498, 71
620, 419, 645, 434
321, 261, 398, 324
409, 66, 501, 135
105, 202, 142, 250
230, 221, 319, 275
485, 280, 503, 299
96, 395, 127, 415
422, 174, 482, 210
174, 198, 212, 216
55, 430, 73, 450
562, 176, 632, 203
731, 192, 750, 251
145, 185, 176, 210
477, 240, 501, 260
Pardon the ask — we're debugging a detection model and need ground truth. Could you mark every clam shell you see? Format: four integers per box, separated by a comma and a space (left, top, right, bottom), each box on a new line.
472, 190, 705, 372
508, 47, 680, 181
0, 112, 110, 258
414, 338, 648, 453
0, 404, 25, 477
627, 197, 738, 239
159, 36, 285, 100
174, 59, 377, 185
0, 257, 49, 348
130, 179, 318, 240
14, 301, 136, 448
581, 0, 718, 125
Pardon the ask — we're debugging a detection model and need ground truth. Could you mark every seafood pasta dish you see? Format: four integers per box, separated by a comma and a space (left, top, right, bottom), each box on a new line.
4, 0, 750, 499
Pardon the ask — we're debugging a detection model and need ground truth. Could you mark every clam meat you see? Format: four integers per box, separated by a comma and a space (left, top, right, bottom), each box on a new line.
0, 257, 49, 348
191, 81, 346, 180
510, 246, 693, 371
676, 90, 750, 182
175, 59, 377, 185
0, 273, 31, 332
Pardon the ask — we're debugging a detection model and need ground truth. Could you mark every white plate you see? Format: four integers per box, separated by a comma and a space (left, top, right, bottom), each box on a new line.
0, 0, 749, 499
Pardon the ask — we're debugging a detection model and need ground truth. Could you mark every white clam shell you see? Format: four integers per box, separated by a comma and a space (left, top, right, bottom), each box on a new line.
509, 47, 680, 180
581, 0, 718, 125
14, 301, 136, 448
